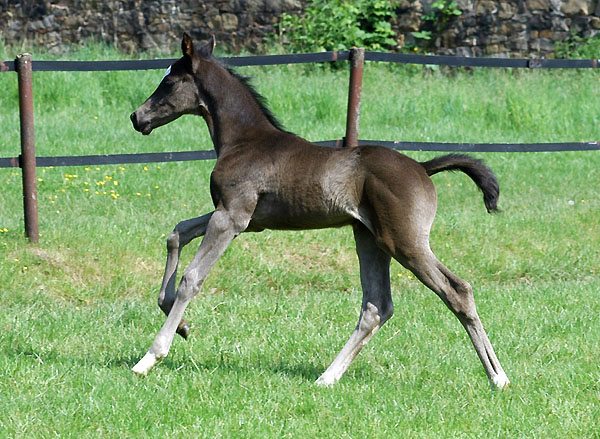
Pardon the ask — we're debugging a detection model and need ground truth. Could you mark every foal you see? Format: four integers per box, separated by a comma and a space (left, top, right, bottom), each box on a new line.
130, 34, 510, 388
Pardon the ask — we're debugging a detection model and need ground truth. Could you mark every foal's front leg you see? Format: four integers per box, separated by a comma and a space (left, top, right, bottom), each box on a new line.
133, 209, 244, 375
158, 212, 214, 339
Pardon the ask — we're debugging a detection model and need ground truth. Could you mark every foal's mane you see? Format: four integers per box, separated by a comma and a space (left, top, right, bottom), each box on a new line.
224, 65, 287, 132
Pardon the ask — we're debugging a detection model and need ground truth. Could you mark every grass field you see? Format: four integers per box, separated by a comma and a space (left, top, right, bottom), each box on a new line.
1, 43, 599, 438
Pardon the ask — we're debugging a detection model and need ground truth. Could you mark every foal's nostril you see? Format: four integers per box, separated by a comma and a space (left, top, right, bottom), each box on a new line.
130, 112, 138, 127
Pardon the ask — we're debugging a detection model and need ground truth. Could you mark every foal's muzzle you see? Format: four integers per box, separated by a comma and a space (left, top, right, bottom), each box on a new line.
130, 111, 153, 135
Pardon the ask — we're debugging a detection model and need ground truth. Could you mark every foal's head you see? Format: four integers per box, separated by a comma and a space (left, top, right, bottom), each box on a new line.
130, 33, 214, 135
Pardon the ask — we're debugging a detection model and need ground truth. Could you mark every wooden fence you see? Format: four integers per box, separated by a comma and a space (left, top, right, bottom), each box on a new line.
1, 49, 599, 242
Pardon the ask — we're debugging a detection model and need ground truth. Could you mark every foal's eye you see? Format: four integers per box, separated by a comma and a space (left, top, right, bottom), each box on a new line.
161, 77, 177, 88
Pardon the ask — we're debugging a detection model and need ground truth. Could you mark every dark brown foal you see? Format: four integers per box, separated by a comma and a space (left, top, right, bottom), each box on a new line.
130, 33, 509, 388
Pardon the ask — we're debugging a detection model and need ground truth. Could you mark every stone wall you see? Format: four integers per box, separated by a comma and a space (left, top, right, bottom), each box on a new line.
406, 0, 600, 57
0, 0, 304, 54
1, 0, 599, 56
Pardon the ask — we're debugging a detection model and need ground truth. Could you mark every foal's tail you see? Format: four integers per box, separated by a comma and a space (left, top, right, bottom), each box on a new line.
420, 154, 499, 213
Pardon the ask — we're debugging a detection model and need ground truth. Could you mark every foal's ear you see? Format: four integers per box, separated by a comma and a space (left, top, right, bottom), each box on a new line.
182, 32, 194, 58
199, 35, 216, 58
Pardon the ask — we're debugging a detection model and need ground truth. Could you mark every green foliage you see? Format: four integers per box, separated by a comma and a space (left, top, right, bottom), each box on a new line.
554, 32, 600, 59
413, 0, 462, 49
423, 0, 462, 22
274, 0, 397, 52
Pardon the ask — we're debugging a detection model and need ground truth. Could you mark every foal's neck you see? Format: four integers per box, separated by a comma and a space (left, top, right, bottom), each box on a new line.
202, 63, 280, 156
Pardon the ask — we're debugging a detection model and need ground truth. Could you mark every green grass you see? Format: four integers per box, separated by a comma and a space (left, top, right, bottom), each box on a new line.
1, 43, 599, 438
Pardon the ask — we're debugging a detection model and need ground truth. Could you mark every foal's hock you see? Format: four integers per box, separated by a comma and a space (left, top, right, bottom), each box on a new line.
130, 33, 509, 389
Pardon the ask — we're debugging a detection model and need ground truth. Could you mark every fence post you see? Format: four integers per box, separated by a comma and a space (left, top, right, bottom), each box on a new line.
16, 53, 39, 243
344, 47, 365, 148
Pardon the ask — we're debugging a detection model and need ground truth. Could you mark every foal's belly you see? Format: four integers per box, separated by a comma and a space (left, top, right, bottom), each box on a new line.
248, 194, 356, 231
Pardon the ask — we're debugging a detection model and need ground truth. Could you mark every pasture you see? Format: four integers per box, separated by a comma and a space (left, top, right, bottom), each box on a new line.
1, 43, 599, 437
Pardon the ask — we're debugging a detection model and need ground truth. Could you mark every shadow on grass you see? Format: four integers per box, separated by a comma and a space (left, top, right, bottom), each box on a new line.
6, 342, 376, 385
159, 355, 325, 382
106, 347, 326, 383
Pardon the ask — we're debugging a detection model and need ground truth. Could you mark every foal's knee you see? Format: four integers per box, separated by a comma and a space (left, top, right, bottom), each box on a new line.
177, 270, 203, 303
167, 229, 180, 253
359, 302, 382, 332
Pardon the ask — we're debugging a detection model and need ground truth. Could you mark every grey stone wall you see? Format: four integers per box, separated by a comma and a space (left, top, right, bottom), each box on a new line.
1, 0, 599, 56
407, 0, 600, 57
0, 0, 304, 53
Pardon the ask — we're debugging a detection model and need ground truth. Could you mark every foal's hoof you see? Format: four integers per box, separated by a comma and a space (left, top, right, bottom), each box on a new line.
315, 375, 337, 387
133, 351, 160, 376
491, 371, 511, 390
176, 321, 191, 340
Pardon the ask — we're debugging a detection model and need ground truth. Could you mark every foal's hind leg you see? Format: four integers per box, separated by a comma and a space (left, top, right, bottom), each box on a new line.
158, 212, 213, 339
316, 223, 393, 385
404, 251, 510, 389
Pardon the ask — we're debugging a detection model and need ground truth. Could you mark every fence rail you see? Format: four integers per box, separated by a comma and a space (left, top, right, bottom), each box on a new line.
2, 50, 600, 72
2, 140, 599, 170
1, 49, 599, 241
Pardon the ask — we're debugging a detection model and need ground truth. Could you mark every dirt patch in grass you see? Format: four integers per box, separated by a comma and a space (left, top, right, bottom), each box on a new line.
18, 245, 162, 304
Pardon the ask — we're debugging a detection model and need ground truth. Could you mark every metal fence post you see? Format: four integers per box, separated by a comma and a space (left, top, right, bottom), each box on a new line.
344, 47, 364, 148
16, 53, 39, 243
